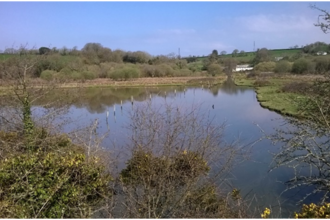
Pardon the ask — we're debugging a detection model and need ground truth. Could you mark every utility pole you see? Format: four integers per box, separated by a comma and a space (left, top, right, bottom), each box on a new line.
178, 47, 181, 59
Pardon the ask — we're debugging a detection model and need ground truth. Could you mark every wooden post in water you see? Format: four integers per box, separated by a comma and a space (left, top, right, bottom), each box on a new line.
106, 110, 109, 127
121, 100, 123, 115
165, 91, 166, 99
113, 105, 116, 116
131, 96, 134, 105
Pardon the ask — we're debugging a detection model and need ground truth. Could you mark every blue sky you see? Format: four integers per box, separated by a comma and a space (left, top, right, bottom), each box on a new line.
1, 1, 330, 57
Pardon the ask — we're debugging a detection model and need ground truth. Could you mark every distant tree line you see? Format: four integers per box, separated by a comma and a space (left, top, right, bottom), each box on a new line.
302, 41, 330, 54
251, 47, 330, 75
0, 43, 217, 81
2, 40, 330, 80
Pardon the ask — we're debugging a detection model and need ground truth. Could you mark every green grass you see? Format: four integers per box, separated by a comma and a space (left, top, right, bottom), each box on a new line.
269, 49, 301, 57
192, 48, 303, 64
256, 86, 300, 116
0, 54, 16, 61
233, 75, 309, 117
233, 75, 254, 87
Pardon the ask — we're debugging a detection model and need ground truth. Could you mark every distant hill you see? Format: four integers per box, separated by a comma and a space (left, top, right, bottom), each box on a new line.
183, 48, 303, 64
184, 48, 302, 60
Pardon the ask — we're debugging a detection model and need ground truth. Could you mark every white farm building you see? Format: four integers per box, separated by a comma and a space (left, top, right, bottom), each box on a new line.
233, 64, 253, 72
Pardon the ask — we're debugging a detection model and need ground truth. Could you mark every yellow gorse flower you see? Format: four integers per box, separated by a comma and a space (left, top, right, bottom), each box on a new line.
261, 207, 271, 218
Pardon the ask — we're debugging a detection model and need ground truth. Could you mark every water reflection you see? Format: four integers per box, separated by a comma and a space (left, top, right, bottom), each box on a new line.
220, 76, 251, 95
66, 81, 251, 114
6, 78, 315, 217
33, 84, 251, 115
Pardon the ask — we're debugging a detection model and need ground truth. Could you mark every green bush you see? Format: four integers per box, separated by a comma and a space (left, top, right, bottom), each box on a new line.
40, 70, 57, 81
121, 149, 209, 186
48, 54, 67, 72
59, 67, 73, 76
314, 57, 330, 74
81, 71, 96, 80
100, 62, 118, 78
34, 59, 52, 77
174, 68, 192, 77
292, 58, 315, 74
0, 132, 112, 218
86, 64, 102, 77
254, 61, 276, 72
274, 60, 292, 73
207, 63, 222, 76
150, 64, 174, 77
188, 62, 203, 73
57, 67, 96, 81
108, 65, 140, 80
67, 57, 85, 72
175, 59, 188, 69
141, 64, 156, 77
120, 149, 211, 216
54, 67, 74, 80
34, 55, 69, 77
120, 149, 242, 218
70, 71, 84, 80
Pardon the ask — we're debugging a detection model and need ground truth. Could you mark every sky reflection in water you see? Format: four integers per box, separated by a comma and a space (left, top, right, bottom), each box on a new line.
47, 80, 318, 217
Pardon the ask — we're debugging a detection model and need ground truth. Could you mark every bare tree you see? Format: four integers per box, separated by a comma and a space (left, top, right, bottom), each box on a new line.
255, 6, 330, 202
232, 49, 239, 57
223, 58, 238, 75
0, 47, 72, 136
0, 47, 113, 218
311, 5, 330, 34
264, 76, 330, 204
105, 101, 250, 218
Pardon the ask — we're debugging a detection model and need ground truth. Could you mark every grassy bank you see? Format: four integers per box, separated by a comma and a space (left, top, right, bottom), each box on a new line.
0, 76, 227, 96
233, 74, 323, 117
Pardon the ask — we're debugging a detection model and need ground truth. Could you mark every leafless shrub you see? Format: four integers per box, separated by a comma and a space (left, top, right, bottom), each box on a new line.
264, 76, 330, 204
104, 101, 251, 218
311, 5, 330, 34
281, 81, 311, 94
247, 71, 259, 78
253, 79, 271, 87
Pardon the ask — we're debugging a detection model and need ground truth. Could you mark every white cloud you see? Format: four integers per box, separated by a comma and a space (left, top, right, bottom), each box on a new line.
218, 13, 330, 50
236, 14, 314, 33
134, 12, 330, 56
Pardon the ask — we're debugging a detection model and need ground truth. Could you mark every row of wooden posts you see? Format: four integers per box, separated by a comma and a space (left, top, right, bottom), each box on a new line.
105, 85, 214, 122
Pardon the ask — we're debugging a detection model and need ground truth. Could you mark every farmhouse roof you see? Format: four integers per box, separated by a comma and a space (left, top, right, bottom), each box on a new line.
236, 64, 250, 68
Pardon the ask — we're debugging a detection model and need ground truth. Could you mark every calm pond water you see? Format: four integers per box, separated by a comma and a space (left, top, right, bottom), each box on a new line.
31, 78, 320, 217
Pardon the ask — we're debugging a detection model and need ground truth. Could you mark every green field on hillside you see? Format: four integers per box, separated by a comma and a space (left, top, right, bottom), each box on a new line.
193, 48, 302, 64
0, 54, 15, 61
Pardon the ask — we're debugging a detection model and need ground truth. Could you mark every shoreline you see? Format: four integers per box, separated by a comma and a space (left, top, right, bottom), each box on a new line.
0, 76, 227, 90
232, 74, 323, 118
